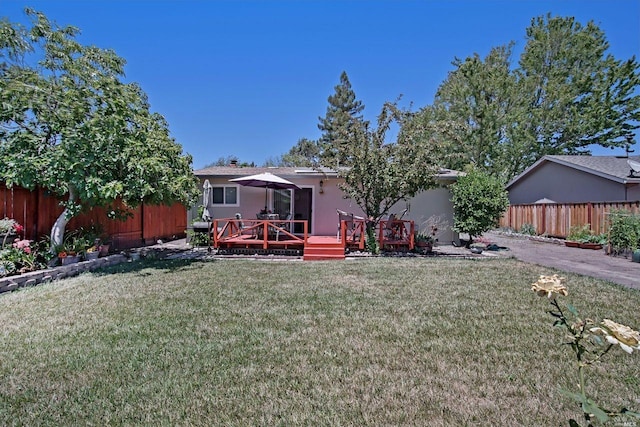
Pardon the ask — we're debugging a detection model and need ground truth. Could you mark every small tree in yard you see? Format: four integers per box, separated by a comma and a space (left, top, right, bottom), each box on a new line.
0, 10, 200, 250
451, 168, 509, 247
337, 102, 443, 225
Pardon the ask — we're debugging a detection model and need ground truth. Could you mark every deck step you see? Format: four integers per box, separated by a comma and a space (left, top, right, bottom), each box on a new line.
304, 237, 345, 261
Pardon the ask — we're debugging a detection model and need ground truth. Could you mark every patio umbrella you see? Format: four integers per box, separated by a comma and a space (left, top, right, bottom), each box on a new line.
229, 172, 300, 208
202, 179, 214, 221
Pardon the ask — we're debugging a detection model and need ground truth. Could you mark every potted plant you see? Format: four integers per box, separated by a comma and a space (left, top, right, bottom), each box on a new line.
566, 224, 591, 248
57, 246, 79, 265
84, 245, 100, 260
414, 233, 434, 253
579, 233, 607, 250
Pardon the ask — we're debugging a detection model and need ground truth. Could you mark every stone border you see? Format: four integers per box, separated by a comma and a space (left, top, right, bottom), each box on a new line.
0, 254, 128, 294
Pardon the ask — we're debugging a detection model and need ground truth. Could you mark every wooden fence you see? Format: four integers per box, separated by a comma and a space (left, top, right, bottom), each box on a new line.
1, 184, 187, 250
499, 201, 640, 238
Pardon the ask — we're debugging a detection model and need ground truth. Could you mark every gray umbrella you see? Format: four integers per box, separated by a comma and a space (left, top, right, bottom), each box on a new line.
229, 172, 300, 207
202, 179, 214, 221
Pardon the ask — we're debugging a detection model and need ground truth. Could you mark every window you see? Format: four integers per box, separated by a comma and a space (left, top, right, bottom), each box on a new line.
212, 185, 238, 206
273, 189, 292, 218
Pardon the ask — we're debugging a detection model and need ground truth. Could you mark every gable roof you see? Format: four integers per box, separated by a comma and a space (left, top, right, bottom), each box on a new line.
506, 155, 640, 189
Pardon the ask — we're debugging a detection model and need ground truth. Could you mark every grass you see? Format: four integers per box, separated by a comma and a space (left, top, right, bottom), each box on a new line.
0, 257, 638, 425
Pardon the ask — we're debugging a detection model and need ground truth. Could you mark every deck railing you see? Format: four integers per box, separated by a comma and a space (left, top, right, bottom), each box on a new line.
379, 218, 415, 250
212, 218, 307, 249
211, 216, 415, 252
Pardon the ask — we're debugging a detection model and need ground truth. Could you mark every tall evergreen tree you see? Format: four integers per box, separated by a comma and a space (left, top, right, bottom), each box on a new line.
318, 71, 367, 168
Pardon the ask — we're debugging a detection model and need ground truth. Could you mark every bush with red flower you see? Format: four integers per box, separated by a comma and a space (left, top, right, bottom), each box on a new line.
0, 220, 47, 277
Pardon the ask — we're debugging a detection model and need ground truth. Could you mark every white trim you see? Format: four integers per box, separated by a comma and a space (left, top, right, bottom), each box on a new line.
212, 184, 240, 207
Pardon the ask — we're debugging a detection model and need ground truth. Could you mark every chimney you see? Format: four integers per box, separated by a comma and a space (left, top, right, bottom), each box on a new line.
230, 159, 238, 167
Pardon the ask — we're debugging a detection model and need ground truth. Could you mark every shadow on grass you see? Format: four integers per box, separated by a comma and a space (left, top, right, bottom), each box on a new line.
90, 256, 216, 278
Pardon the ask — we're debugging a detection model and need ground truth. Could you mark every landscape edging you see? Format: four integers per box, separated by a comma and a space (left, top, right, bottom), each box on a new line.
0, 254, 128, 294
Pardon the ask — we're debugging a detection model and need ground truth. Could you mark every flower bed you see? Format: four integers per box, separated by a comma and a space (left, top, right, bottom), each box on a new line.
0, 253, 128, 294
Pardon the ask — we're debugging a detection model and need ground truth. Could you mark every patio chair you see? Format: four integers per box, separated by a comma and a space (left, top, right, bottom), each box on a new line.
235, 213, 256, 238
274, 213, 292, 241
337, 209, 364, 244
385, 213, 403, 240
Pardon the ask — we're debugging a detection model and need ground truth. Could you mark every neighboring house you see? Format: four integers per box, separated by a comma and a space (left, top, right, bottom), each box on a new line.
192, 165, 462, 244
506, 155, 640, 205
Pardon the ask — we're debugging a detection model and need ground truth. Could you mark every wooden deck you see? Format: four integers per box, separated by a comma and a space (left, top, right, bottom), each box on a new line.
210, 217, 414, 259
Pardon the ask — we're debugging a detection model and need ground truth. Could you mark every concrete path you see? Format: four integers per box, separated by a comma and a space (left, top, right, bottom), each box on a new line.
484, 231, 639, 290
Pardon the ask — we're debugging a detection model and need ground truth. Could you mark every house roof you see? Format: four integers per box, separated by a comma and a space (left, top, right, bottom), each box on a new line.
506, 155, 640, 188
194, 166, 463, 181
193, 166, 339, 178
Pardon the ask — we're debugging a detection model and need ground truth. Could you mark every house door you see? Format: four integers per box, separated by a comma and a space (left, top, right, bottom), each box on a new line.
293, 188, 312, 234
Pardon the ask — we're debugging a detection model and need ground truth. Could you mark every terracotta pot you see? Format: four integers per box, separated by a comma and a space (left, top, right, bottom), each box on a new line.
579, 243, 603, 250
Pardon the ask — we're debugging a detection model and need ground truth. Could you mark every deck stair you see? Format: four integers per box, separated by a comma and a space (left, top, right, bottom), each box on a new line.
303, 236, 345, 261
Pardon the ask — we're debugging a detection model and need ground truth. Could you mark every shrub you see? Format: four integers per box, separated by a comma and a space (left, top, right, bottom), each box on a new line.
519, 223, 536, 235
567, 224, 592, 242
608, 210, 640, 253
450, 168, 509, 247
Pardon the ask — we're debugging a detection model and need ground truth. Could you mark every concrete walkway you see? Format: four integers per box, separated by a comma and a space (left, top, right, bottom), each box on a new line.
484, 231, 639, 290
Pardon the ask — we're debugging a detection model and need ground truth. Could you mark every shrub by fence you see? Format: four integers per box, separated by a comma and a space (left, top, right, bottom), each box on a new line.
499, 201, 640, 238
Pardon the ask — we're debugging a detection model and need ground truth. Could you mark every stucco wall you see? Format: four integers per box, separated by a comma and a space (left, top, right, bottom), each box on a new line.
389, 186, 458, 245
190, 175, 457, 241
508, 162, 627, 204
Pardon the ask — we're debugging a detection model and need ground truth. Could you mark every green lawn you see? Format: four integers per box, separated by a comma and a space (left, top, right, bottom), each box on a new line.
0, 257, 638, 425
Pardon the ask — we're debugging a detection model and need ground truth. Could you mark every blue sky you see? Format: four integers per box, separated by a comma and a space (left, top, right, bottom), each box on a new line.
4, 1, 640, 169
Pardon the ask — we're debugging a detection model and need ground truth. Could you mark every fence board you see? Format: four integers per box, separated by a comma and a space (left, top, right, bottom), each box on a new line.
500, 201, 640, 238
1, 184, 186, 250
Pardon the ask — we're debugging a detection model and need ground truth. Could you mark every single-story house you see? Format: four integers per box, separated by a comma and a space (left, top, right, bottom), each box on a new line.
191, 165, 462, 244
506, 155, 640, 205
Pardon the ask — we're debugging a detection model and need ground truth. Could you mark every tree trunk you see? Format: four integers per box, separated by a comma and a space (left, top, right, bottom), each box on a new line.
465, 235, 474, 249
50, 185, 76, 252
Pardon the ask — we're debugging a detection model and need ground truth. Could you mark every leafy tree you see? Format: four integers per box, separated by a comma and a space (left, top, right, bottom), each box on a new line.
517, 15, 640, 159
338, 102, 443, 223
432, 44, 522, 179
281, 138, 320, 167
203, 156, 254, 167
421, 14, 640, 180
0, 10, 199, 249
450, 168, 509, 247
318, 71, 368, 168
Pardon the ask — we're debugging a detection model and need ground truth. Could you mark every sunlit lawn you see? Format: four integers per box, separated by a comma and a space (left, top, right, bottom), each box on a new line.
0, 257, 638, 425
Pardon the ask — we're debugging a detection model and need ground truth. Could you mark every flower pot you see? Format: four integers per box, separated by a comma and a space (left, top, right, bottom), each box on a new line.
579, 243, 603, 250
632, 250, 640, 263
60, 255, 80, 265
85, 251, 99, 261
99, 244, 110, 256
